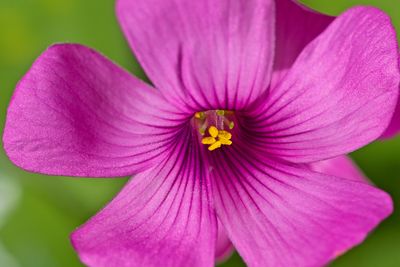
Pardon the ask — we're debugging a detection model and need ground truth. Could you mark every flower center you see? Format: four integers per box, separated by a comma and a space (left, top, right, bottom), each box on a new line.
193, 110, 234, 151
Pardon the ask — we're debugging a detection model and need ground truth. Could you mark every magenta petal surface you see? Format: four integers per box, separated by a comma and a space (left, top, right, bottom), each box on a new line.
71, 127, 216, 267
381, 82, 400, 138
272, 0, 334, 88
244, 7, 400, 163
210, 147, 392, 267
309, 155, 367, 183
116, 0, 275, 110
215, 219, 234, 263
3, 44, 185, 177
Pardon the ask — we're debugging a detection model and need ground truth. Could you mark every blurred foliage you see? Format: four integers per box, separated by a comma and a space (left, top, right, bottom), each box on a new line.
0, 0, 399, 266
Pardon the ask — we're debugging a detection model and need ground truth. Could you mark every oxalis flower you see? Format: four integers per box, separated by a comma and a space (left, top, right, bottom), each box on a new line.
3, 0, 400, 266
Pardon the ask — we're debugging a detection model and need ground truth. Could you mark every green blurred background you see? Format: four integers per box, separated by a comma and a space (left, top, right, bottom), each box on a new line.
0, 0, 399, 266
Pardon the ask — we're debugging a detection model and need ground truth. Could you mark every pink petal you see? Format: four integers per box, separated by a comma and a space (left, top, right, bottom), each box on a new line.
215, 219, 234, 263
71, 127, 216, 267
209, 146, 392, 267
116, 0, 275, 110
272, 0, 334, 88
309, 155, 368, 183
3, 44, 185, 177
243, 7, 400, 163
381, 78, 400, 138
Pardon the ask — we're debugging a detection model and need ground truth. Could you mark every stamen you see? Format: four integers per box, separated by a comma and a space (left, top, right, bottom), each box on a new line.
218, 130, 232, 140
208, 141, 222, 151
204, 127, 233, 151
219, 137, 232, 145
195, 112, 205, 120
193, 110, 234, 151
216, 110, 225, 116
208, 126, 219, 138
202, 137, 216, 144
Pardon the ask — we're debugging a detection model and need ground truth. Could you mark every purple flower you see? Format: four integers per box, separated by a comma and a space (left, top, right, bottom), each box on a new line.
3, 0, 400, 266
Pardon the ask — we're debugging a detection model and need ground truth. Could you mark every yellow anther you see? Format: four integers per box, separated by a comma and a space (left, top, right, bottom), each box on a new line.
216, 110, 225, 116
199, 128, 206, 136
194, 111, 235, 151
218, 130, 232, 140
208, 141, 222, 151
208, 126, 219, 138
202, 137, 216, 145
219, 137, 232, 145
195, 112, 205, 119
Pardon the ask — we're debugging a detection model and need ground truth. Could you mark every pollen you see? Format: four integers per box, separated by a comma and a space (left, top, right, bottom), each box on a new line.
218, 130, 232, 140
195, 112, 205, 120
201, 126, 233, 151
208, 140, 222, 151
219, 137, 232, 146
201, 137, 216, 145
194, 109, 234, 151
208, 126, 219, 138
